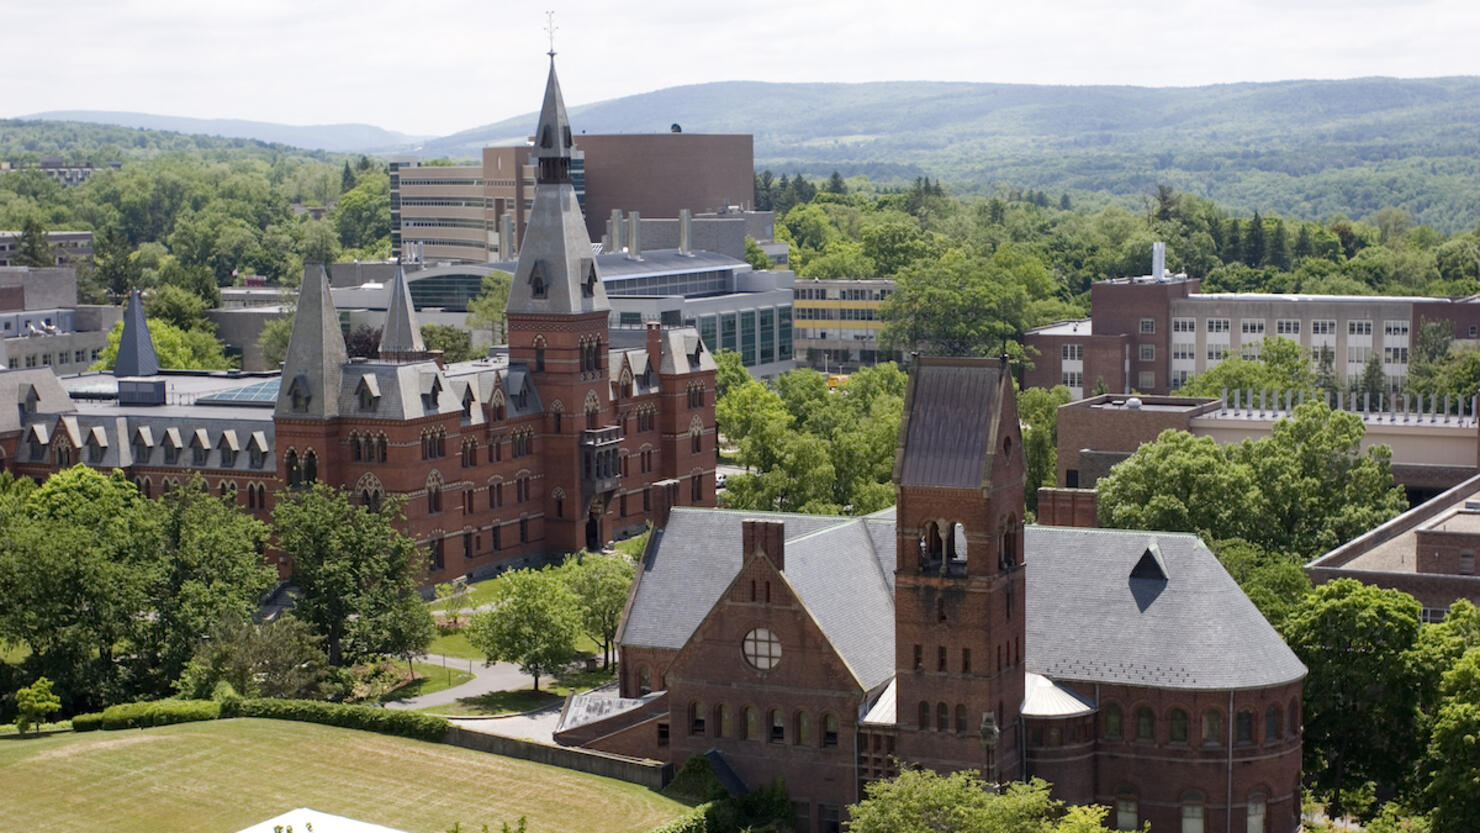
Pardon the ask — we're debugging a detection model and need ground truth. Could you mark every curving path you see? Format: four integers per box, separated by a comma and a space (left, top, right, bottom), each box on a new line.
383, 653, 535, 711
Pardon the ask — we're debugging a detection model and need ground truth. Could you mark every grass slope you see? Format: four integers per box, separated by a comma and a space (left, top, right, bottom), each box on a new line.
0, 718, 685, 833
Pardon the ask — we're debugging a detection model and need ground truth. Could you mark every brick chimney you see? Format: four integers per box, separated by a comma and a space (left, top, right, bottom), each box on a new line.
1036, 487, 1098, 529
742, 519, 786, 571
651, 478, 679, 529
645, 321, 662, 363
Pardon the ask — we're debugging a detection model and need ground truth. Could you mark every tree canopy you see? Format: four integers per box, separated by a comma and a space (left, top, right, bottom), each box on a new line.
466, 567, 580, 692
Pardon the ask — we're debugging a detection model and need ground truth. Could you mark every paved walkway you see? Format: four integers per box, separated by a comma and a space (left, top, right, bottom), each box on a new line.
448, 704, 565, 744
383, 653, 535, 711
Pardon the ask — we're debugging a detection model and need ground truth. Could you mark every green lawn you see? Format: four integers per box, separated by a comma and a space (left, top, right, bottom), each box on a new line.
419, 667, 617, 717
429, 630, 605, 662
374, 661, 475, 703
0, 718, 687, 833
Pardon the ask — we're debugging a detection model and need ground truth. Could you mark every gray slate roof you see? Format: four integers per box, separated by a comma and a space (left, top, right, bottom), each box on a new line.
897, 358, 1004, 489
276, 267, 347, 419
1024, 526, 1306, 690
377, 266, 426, 357
622, 508, 897, 690
622, 507, 1305, 698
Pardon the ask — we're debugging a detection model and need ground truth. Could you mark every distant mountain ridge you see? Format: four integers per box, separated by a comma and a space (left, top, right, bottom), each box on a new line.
15, 76, 1480, 229
20, 110, 429, 154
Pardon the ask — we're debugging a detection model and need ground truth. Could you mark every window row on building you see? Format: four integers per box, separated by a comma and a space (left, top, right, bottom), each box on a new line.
685, 701, 842, 748
1101, 700, 1298, 747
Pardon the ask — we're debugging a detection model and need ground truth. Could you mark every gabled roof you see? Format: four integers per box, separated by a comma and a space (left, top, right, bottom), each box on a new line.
1024, 526, 1306, 690
657, 327, 717, 376
896, 356, 1007, 489
114, 289, 160, 378
621, 508, 897, 691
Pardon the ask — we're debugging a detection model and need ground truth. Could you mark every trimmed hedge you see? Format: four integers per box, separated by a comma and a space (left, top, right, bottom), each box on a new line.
221, 698, 448, 743
100, 699, 219, 730
647, 805, 710, 833
71, 712, 104, 732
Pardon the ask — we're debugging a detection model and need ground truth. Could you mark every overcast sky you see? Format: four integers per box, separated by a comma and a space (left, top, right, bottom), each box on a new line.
7, 0, 1478, 137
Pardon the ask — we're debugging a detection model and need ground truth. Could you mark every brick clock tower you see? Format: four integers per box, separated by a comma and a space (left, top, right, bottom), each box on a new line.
506, 53, 619, 554
891, 356, 1027, 783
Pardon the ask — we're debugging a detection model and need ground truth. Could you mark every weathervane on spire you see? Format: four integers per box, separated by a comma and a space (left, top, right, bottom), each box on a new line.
545, 10, 558, 57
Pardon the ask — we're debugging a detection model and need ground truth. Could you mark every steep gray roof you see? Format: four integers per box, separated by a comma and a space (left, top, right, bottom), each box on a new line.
276, 266, 347, 419
1024, 526, 1306, 691
377, 266, 426, 359
657, 327, 717, 376
896, 357, 1005, 489
334, 360, 461, 421
0, 369, 72, 434
621, 505, 1305, 700
622, 508, 896, 690
505, 57, 610, 319
114, 289, 159, 377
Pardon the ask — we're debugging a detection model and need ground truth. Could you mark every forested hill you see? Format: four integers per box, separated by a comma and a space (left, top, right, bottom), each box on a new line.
425, 75, 1480, 231
20, 111, 425, 153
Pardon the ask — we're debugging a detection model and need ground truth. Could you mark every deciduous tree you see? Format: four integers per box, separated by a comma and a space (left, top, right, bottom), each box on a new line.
466, 568, 579, 692
559, 552, 635, 670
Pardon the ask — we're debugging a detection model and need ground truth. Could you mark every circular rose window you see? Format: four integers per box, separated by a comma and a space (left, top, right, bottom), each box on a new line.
743, 627, 782, 670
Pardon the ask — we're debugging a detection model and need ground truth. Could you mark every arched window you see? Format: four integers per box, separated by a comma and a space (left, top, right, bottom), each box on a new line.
1235, 709, 1254, 744
285, 449, 300, 488
717, 704, 731, 738
1169, 708, 1189, 744
1115, 787, 1139, 831
918, 701, 930, 731
689, 701, 706, 736
350, 433, 362, 461
535, 338, 546, 372
1181, 791, 1205, 833
769, 709, 785, 743
955, 704, 967, 733
1202, 709, 1222, 746
822, 713, 839, 747
936, 702, 948, 732
1104, 703, 1123, 740
794, 711, 811, 746
1246, 788, 1267, 833
638, 667, 651, 695
427, 474, 443, 514
303, 450, 317, 483
744, 706, 759, 741
1135, 706, 1154, 741
1289, 700, 1300, 736
1265, 706, 1282, 741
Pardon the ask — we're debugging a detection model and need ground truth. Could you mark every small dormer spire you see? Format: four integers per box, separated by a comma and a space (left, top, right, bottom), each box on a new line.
378, 265, 427, 363
114, 289, 160, 377
531, 53, 573, 185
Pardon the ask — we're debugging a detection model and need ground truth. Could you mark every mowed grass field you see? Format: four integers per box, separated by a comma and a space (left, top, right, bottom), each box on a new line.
0, 718, 687, 833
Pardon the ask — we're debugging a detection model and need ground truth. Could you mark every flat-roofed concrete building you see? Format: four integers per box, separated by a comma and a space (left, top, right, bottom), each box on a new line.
1308, 473, 1480, 622
792, 278, 901, 372
0, 230, 94, 266
1024, 247, 1480, 399
391, 134, 753, 264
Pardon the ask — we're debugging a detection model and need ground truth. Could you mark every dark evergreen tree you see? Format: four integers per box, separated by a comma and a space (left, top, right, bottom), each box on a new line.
827, 170, 846, 194
341, 161, 355, 193
1356, 353, 1386, 407
1059, 193, 1071, 211
1223, 219, 1242, 265
93, 228, 140, 297
1293, 224, 1315, 260
1315, 345, 1339, 397
1243, 211, 1266, 267
1267, 218, 1292, 270
14, 216, 54, 267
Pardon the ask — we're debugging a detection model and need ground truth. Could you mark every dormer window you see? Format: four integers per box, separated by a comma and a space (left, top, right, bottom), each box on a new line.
288, 376, 310, 413
529, 261, 548, 299
540, 125, 553, 149
357, 374, 380, 412
582, 261, 598, 298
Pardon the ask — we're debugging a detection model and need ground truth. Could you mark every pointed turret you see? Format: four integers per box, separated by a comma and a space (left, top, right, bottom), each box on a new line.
506, 56, 609, 318
378, 266, 427, 362
114, 289, 160, 377
276, 265, 347, 419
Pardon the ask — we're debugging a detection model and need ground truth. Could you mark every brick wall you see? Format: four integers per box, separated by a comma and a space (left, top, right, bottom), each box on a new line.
1035, 488, 1098, 528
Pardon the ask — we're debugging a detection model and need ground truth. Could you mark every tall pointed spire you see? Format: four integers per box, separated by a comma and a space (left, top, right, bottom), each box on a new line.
506, 55, 610, 318
114, 288, 160, 377
276, 265, 347, 419
378, 265, 427, 362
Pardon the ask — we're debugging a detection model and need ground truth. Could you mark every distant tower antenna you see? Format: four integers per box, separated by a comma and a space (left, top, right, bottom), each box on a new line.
544, 10, 558, 57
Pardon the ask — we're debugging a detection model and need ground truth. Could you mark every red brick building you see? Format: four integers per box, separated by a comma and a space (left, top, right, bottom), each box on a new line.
558, 356, 1305, 833
0, 59, 717, 582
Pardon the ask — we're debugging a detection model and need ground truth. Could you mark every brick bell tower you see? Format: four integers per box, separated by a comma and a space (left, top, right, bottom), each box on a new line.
891, 355, 1027, 783
504, 52, 615, 554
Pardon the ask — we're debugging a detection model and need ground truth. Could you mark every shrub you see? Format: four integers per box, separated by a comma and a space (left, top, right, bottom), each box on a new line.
100, 699, 219, 730
647, 805, 710, 833
71, 712, 104, 732
224, 698, 448, 743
